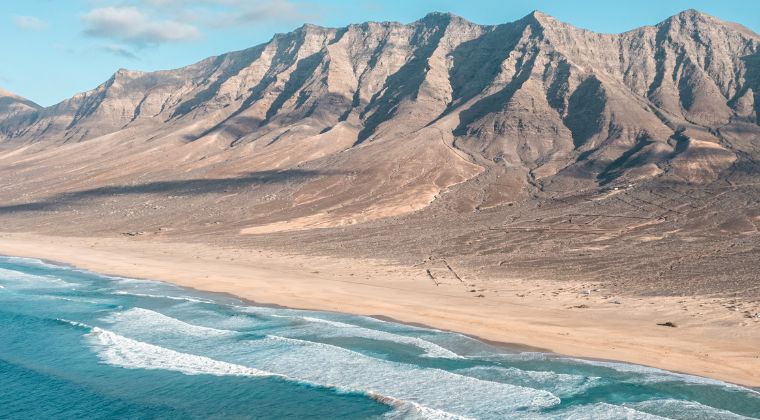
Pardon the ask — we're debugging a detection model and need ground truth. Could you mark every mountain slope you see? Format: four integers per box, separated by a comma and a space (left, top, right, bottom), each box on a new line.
0, 10, 759, 234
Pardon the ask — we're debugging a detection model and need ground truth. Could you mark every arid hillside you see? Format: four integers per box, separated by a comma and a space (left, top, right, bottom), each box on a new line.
1, 10, 759, 298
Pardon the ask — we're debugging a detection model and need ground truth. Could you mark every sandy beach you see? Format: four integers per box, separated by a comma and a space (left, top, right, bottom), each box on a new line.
0, 231, 757, 388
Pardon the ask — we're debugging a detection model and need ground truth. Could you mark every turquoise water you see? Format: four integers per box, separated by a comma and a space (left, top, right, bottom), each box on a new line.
0, 256, 758, 419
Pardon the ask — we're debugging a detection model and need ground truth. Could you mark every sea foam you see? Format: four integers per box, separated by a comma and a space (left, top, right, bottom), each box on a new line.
102, 307, 234, 337
525, 402, 667, 419
0, 268, 78, 289
245, 335, 561, 417
94, 308, 561, 417
85, 327, 272, 377
299, 316, 462, 358
562, 357, 758, 393
112, 291, 215, 304
0, 256, 62, 269
83, 322, 468, 419
627, 399, 755, 420
456, 366, 601, 397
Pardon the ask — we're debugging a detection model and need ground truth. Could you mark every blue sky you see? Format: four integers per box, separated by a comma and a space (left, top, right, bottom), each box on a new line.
3, 0, 759, 106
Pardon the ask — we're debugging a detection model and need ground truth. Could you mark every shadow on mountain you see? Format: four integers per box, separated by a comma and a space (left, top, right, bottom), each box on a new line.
170, 46, 267, 121
564, 76, 606, 148
453, 52, 538, 137
445, 21, 526, 115
265, 52, 325, 123
182, 116, 264, 144
355, 14, 450, 144
0, 169, 344, 214
741, 51, 760, 124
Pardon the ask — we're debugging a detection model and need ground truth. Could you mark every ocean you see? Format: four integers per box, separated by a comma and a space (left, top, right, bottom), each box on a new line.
0, 255, 758, 419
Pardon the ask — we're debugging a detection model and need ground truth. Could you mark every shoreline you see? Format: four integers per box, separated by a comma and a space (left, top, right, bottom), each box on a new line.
0, 231, 758, 388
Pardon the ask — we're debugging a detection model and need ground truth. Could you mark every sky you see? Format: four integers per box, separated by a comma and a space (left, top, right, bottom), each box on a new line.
2, 0, 759, 107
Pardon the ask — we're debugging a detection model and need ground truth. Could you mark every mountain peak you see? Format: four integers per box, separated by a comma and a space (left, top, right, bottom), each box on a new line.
418, 11, 467, 24
0, 87, 20, 99
675, 8, 710, 19
0, 88, 41, 109
421, 11, 457, 19
113, 68, 145, 79
519, 10, 566, 31
298, 22, 327, 30
664, 8, 717, 25
657, 8, 759, 39
526, 10, 552, 20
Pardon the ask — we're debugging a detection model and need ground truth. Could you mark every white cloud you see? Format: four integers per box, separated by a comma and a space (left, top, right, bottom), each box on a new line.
13, 15, 49, 31
218, 0, 307, 25
138, 0, 315, 27
81, 6, 201, 46
101, 44, 139, 59
80, 1, 321, 48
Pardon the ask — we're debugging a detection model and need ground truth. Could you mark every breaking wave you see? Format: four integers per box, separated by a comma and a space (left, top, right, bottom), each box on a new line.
299, 316, 462, 358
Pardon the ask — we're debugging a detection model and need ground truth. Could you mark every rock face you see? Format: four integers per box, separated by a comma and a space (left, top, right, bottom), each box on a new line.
0, 10, 759, 232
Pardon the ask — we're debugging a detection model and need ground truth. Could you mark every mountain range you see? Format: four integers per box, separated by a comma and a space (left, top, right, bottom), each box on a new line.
1, 10, 759, 296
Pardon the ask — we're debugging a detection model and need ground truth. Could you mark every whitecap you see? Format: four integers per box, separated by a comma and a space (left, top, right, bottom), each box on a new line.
0, 267, 78, 288
525, 402, 667, 419
378, 393, 473, 420
85, 326, 272, 377
485, 351, 551, 362
627, 399, 755, 419
96, 307, 560, 417
43, 295, 108, 305
242, 334, 560, 417
0, 256, 62, 269
456, 366, 602, 397
112, 291, 215, 304
108, 276, 164, 285
102, 307, 234, 337
56, 318, 93, 329
82, 325, 466, 418
299, 316, 462, 358
562, 357, 759, 393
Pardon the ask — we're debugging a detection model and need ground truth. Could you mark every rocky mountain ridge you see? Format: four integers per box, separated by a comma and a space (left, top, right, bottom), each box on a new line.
0, 9, 759, 232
